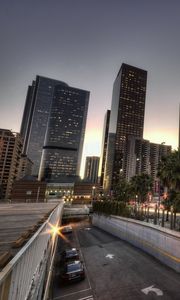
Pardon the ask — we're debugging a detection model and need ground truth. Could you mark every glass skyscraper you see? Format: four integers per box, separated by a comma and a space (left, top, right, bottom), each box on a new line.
21, 76, 89, 180
20, 76, 68, 175
38, 84, 89, 183
104, 63, 147, 192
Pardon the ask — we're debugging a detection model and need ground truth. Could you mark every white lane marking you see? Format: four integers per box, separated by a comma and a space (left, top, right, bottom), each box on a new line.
84, 227, 91, 230
74, 228, 92, 290
77, 295, 94, 300
105, 254, 114, 259
141, 285, 163, 296
53, 288, 92, 299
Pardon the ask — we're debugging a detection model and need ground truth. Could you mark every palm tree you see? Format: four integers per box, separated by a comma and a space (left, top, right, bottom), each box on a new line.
158, 149, 180, 224
114, 177, 133, 203
168, 190, 180, 229
130, 173, 153, 220
130, 173, 153, 204
158, 150, 180, 191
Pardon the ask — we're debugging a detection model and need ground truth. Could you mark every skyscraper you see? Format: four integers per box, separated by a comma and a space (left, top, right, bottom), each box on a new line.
124, 137, 171, 192
98, 110, 110, 186
38, 84, 89, 183
84, 156, 100, 183
104, 63, 147, 191
150, 142, 171, 186
124, 136, 150, 182
20, 76, 68, 175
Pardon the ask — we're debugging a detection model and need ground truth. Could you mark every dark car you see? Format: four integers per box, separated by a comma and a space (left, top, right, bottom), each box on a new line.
61, 225, 72, 234
60, 260, 85, 283
61, 248, 79, 262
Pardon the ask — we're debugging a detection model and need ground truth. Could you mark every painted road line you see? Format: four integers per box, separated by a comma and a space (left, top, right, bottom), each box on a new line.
74, 229, 92, 290
105, 253, 114, 259
77, 295, 94, 300
53, 288, 92, 300
141, 285, 163, 296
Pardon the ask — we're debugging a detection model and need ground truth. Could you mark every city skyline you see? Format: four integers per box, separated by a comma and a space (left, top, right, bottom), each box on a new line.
0, 0, 180, 176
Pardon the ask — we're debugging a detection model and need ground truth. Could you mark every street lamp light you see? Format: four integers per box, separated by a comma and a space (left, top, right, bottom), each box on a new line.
92, 186, 96, 202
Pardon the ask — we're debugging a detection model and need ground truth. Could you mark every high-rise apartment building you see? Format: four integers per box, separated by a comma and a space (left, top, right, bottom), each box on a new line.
0, 129, 23, 199
150, 143, 171, 186
98, 110, 111, 187
104, 63, 147, 191
38, 84, 89, 183
20, 76, 69, 175
124, 136, 150, 181
84, 156, 100, 183
124, 136, 171, 191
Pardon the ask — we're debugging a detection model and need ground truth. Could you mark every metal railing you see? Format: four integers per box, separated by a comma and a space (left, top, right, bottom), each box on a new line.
0, 203, 63, 300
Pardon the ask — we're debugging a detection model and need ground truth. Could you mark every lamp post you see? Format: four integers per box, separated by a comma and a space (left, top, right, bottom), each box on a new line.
36, 186, 40, 203
92, 186, 96, 203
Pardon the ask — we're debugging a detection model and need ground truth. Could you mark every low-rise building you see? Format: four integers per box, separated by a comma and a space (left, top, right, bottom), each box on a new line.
12, 176, 46, 202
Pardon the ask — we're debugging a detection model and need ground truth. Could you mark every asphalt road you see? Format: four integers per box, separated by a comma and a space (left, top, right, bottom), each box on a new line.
52, 218, 180, 300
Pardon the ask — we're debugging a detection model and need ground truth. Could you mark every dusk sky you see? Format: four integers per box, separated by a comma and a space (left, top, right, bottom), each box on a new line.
0, 0, 180, 175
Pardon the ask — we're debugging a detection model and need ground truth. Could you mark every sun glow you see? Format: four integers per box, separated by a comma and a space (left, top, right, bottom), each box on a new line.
144, 129, 178, 150
47, 222, 69, 242
80, 128, 102, 177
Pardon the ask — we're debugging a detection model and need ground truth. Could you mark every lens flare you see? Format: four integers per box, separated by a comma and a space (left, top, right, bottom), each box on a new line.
46, 222, 72, 243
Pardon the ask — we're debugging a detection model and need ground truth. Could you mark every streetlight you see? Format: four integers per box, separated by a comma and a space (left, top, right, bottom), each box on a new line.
92, 186, 96, 202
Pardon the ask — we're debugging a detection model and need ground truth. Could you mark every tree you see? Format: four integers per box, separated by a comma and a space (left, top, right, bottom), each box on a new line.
114, 177, 133, 203
157, 150, 180, 192
158, 150, 180, 223
130, 173, 153, 204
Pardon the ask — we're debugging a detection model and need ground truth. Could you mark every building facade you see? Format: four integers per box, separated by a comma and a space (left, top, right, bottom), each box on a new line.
17, 154, 33, 180
0, 129, 23, 199
38, 84, 89, 183
12, 177, 46, 203
124, 136, 171, 192
98, 110, 111, 187
150, 142, 171, 190
84, 156, 100, 183
73, 182, 100, 203
124, 136, 150, 181
20, 76, 69, 176
104, 63, 147, 191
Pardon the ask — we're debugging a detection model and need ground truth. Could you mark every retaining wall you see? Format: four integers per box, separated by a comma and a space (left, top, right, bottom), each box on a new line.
92, 214, 180, 273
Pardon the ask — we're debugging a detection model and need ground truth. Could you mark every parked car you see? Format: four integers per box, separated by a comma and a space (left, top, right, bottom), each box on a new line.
60, 248, 79, 262
61, 225, 72, 234
60, 260, 85, 283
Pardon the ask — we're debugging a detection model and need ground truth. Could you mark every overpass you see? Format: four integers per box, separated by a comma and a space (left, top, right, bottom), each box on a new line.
0, 202, 64, 300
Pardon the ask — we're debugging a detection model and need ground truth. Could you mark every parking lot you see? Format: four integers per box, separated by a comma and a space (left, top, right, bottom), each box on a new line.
52, 218, 180, 300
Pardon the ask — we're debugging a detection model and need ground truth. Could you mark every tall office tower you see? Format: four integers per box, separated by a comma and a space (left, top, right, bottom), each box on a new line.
38, 84, 89, 183
84, 156, 100, 183
150, 143, 171, 187
104, 63, 147, 191
20, 76, 69, 176
124, 136, 150, 181
98, 110, 111, 187
0, 129, 23, 199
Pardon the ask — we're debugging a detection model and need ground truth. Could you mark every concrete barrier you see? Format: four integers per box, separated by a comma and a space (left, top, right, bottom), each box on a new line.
92, 214, 180, 273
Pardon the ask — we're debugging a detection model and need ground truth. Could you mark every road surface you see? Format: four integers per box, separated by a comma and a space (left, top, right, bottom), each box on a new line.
52, 218, 180, 300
